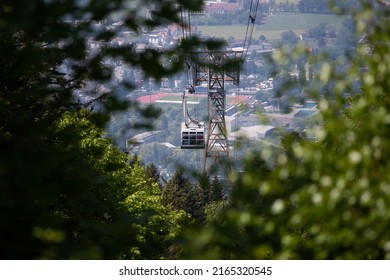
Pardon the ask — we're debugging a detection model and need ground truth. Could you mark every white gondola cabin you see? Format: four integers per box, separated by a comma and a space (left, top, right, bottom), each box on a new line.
181, 122, 205, 149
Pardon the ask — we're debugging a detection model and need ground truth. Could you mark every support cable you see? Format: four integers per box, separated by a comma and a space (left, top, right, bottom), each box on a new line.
180, 8, 202, 128
180, 8, 194, 91
242, 0, 260, 62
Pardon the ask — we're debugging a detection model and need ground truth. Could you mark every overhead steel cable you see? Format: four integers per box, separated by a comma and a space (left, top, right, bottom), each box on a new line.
180, 8, 202, 128
242, 0, 260, 62
180, 8, 194, 91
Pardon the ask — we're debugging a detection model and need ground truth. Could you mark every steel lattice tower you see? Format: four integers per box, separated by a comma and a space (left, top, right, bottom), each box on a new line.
191, 51, 241, 175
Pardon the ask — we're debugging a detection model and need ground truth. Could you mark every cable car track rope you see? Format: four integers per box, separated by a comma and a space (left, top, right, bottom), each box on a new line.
242, 0, 260, 61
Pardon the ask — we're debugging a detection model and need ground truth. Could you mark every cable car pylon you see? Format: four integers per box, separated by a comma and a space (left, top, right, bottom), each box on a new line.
180, 87, 205, 149
191, 51, 242, 176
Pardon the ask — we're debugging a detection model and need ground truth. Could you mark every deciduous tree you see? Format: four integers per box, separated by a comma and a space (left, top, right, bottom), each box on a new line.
0, 0, 211, 259
183, 0, 390, 260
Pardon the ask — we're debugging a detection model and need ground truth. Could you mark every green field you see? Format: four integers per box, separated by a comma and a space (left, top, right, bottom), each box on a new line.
197, 12, 346, 41
275, 0, 299, 3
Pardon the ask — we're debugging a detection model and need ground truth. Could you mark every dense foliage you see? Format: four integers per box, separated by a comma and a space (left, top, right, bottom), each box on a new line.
182, 0, 390, 259
0, 0, 209, 259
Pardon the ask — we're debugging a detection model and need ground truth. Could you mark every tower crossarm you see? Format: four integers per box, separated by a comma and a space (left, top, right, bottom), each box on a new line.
191, 51, 242, 88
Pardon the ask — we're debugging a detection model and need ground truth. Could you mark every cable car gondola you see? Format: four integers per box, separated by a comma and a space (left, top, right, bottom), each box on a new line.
181, 122, 205, 149
180, 88, 205, 149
